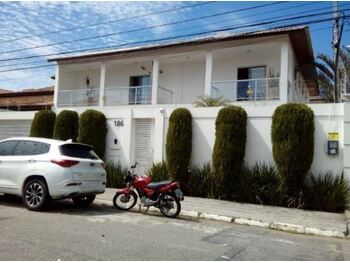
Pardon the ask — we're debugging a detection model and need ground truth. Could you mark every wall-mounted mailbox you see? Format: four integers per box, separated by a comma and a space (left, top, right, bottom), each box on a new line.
327, 132, 339, 155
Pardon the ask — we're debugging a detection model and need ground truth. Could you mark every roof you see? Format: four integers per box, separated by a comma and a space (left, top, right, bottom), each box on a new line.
48, 26, 311, 62
0, 86, 54, 111
47, 26, 318, 95
0, 88, 11, 94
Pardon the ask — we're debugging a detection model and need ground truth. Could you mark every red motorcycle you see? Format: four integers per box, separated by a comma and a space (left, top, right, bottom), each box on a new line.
113, 163, 184, 218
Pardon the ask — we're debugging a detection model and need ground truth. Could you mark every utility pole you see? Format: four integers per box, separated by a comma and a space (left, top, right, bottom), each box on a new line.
333, 1, 339, 102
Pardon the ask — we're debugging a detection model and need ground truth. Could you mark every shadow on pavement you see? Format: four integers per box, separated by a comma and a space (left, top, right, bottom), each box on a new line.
0, 194, 197, 222
0, 194, 129, 216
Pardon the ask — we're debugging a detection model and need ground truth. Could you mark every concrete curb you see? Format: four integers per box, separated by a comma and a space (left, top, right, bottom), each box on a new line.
94, 199, 347, 239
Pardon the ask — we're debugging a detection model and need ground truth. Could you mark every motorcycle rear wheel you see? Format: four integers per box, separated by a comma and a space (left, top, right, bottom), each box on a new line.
113, 191, 138, 210
159, 193, 181, 218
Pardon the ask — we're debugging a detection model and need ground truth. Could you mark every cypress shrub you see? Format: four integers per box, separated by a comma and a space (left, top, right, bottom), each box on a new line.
271, 103, 314, 200
53, 110, 79, 141
166, 108, 192, 193
78, 109, 107, 159
29, 110, 56, 138
212, 106, 247, 198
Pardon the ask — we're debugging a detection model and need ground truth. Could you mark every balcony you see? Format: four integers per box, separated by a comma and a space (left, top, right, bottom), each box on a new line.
211, 78, 280, 102
104, 86, 173, 106
57, 86, 174, 107
57, 88, 99, 107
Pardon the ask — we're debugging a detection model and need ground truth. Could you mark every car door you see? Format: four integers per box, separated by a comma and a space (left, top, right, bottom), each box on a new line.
10, 140, 50, 188
0, 140, 19, 192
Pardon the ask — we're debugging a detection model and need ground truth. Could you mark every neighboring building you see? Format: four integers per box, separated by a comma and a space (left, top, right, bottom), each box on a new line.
47, 26, 319, 174
0, 86, 54, 111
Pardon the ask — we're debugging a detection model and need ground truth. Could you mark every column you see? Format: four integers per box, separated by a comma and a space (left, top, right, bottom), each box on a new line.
99, 63, 106, 107
53, 65, 60, 110
204, 51, 213, 97
151, 59, 159, 105
279, 42, 289, 103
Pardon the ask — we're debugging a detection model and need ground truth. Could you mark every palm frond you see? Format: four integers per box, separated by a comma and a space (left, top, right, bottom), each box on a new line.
317, 53, 335, 70
194, 96, 228, 107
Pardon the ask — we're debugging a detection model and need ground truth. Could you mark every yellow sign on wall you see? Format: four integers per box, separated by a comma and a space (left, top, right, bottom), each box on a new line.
328, 132, 339, 141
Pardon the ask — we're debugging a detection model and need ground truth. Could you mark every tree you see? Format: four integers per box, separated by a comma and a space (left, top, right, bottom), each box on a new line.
271, 103, 314, 206
78, 109, 107, 159
315, 48, 350, 102
166, 108, 192, 193
53, 110, 79, 141
212, 106, 247, 198
29, 110, 56, 138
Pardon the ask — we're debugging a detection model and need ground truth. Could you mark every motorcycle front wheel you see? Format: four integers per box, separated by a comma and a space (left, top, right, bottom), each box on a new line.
159, 193, 181, 218
113, 191, 138, 210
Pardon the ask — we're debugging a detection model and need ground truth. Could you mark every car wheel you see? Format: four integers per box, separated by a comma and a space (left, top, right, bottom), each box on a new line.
72, 195, 96, 207
23, 179, 49, 211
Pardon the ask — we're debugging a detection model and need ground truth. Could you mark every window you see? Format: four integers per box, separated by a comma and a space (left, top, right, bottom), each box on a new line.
60, 144, 98, 160
0, 141, 18, 156
12, 141, 50, 156
237, 66, 267, 100
129, 75, 151, 104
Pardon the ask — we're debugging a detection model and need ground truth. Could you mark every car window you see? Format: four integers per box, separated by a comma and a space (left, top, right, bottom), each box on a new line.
12, 141, 51, 156
60, 144, 98, 160
0, 140, 18, 156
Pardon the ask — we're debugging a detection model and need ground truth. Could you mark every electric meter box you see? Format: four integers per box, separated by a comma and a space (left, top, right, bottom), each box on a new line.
327, 132, 339, 155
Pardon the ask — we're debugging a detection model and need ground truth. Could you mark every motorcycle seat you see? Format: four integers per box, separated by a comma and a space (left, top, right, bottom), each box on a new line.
146, 180, 172, 190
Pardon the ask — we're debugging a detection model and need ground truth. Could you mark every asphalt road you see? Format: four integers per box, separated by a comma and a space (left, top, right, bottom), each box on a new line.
1, 195, 350, 261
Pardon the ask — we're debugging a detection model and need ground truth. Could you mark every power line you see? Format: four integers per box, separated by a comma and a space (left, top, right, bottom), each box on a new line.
0, 1, 336, 70
7, 8, 350, 62
0, 1, 216, 45
0, 1, 287, 55
1, 13, 350, 74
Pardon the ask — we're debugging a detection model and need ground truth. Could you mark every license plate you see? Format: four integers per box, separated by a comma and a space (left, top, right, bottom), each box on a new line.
174, 189, 184, 200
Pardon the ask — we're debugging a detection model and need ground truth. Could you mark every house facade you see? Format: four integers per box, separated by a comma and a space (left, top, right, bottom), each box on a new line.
48, 26, 319, 174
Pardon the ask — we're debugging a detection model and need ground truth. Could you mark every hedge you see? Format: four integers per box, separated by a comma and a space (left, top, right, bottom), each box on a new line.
78, 109, 107, 159
212, 106, 247, 197
166, 108, 192, 193
53, 110, 79, 141
29, 110, 56, 138
272, 103, 314, 199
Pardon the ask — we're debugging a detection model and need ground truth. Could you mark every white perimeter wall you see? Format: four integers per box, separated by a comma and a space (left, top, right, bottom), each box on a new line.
0, 103, 345, 177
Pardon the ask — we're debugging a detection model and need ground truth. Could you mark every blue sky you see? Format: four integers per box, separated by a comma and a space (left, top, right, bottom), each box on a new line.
0, 1, 349, 91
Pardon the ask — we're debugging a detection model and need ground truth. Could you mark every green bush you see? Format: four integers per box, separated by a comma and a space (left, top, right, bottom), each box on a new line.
212, 106, 247, 198
166, 108, 192, 193
188, 162, 216, 198
146, 161, 171, 182
78, 109, 107, 159
105, 162, 128, 188
53, 110, 79, 141
232, 163, 282, 206
303, 172, 350, 213
29, 110, 56, 138
272, 103, 315, 200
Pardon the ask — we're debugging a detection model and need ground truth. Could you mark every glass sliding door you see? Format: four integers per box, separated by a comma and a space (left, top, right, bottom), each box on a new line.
237, 66, 266, 100
129, 75, 151, 104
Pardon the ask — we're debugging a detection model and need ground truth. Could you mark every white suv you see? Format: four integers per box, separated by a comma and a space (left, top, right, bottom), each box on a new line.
0, 137, 106, 211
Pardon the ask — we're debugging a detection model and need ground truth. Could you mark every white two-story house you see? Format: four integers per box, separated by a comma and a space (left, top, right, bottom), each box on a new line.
48, 26, 318, 174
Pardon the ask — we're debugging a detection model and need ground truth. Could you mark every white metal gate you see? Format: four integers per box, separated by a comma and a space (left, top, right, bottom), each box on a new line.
134, 118, 154, 175
0, 120, 32, 140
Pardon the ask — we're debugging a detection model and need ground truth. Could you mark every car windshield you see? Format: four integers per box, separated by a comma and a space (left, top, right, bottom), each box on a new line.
60, 144, 98, 160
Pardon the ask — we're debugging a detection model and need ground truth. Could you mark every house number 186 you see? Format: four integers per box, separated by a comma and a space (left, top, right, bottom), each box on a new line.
114, 120, 124, 127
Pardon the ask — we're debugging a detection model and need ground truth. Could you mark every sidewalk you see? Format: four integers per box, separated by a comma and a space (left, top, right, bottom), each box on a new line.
96, 188, 349, 239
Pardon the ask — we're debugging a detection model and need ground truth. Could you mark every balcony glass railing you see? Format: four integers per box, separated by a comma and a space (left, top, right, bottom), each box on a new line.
211, 78, 280, 102
57, 88, 99, 107
104, 85, 151, 106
